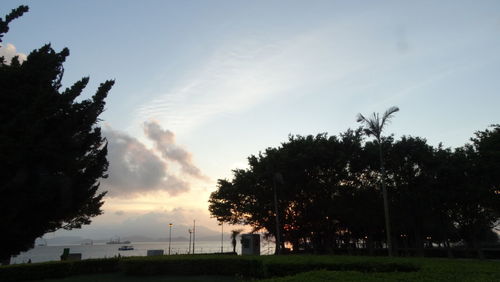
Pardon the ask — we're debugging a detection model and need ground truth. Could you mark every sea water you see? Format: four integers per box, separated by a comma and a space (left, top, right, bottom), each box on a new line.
10, 240, 276, 264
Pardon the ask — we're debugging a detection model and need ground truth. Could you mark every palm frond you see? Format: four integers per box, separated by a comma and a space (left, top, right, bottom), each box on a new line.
357, 112, 378, 138
381, 106, 399, 127
357, 106, 399, 140
356, 113, 367, 123
363, 128, 376, 137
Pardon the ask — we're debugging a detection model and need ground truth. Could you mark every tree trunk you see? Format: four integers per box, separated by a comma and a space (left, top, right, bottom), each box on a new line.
440, 216, 453, 258
473, 234, 484, 260
273, 177, 281, 255
367, 234, 374, 256
414, 230, 424, 257
445, 239, 453, 258
414, 218, 424, 257
1, 257, 10, 265
379, 142, 393, 257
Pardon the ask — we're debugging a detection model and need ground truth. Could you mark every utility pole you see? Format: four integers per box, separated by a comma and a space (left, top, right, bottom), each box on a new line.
220, 222, 224, 253
188, 228, 192, 254
192, 220, 196, 254
168, 223, 173, 255
273, 172, 283, 255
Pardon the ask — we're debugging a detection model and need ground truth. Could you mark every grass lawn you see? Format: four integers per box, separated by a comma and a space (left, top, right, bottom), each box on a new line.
4, 255, 500, 281
260, 256, 500, 281
42, 273, 238, 282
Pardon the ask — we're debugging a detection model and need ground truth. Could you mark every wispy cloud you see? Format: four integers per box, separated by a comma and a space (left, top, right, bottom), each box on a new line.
133, 9, 496, 136
133, 30, 365, 135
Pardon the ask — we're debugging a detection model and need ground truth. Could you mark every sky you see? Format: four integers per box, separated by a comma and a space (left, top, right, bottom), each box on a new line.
1, 0, 499, 239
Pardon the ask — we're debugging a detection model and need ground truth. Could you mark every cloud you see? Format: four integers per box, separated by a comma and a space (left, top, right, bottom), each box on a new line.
54, 208, 221, 239
101, 122, 207, 198
133, 37, 308, 135
114, 210, 125, 216
116, 209, 220, 238
133, 28, 376, 135
0, 43, 27, 64
102, 126, 190, 197
144, 121, 208, 180
132, 5, 497, 137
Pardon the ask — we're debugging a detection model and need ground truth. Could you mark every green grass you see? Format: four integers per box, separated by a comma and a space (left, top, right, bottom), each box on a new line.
41, 273, 239, 282
4, 255, 500, 281
260, 256, 500, 281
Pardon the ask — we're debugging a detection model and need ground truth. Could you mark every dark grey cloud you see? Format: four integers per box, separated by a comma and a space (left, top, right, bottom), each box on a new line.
101, 127, 190, 197
144, 121, 208, 180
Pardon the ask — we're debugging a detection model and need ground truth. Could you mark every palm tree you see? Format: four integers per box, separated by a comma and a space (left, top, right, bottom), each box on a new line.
231, 229, 243, 253
357, 106, 399, 257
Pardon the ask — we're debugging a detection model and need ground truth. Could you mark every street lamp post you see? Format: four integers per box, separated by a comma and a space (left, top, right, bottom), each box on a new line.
273, 172, 284, 255
192, 220, 196, 254
220, 222, 224, 253
188, 228, 192, 254
168, 223, 173, 255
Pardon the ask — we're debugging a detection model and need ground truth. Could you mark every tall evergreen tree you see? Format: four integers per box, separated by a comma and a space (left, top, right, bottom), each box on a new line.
0, 6, 113, 263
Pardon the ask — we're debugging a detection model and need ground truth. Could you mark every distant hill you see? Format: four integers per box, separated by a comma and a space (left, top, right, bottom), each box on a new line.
37, 236, 86, 245
38, 223, 239, 245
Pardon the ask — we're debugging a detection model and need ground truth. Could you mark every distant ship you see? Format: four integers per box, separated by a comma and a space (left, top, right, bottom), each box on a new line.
118, 245, 134, 251
106, 237, 131, 244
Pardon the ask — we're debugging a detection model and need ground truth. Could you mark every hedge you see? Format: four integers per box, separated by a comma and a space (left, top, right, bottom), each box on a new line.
263, 260, 419, 277
0, 255, 420, 281
120, 256, 265, 278
0, 258, 120, 282
120, 255, 419, 278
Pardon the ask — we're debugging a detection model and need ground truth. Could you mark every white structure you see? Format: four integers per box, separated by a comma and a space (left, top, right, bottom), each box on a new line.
241, 234, 260, 255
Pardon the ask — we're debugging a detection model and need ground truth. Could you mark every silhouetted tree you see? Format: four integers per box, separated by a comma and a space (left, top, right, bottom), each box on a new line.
209, 125, 499, 256
0, 6, 113, 263
386, 136, 437, 256
430, 145, 461, 256
357, 106, 399, 256
450, 125, 500, 258
209, 130, 367, 253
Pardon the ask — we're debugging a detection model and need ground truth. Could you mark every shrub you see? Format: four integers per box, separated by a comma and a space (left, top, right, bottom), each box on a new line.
69, 257, 120, 275
263, 260, 419, 277
0, 261, 71, 281
0, 258, 120, 281
120, 255, 265, 278
0, 255, 421, 281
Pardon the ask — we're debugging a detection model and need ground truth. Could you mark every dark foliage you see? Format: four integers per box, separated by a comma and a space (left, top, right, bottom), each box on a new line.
121, 256, 266, 277
0, 255, 420, 281
0, 258, 120, 282
0, 6, 113, 261
0, 6, 28, 44
209, 125, 500, 256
